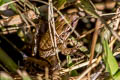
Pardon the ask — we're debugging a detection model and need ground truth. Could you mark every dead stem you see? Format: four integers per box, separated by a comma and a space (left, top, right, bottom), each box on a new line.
48, 0, 61, 67
77, 56, 102, 80
88, 19, 101, 79
45, 67, 49, 80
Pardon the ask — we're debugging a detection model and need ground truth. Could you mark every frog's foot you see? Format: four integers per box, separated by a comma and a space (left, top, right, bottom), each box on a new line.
23, 56, 60, 73
23, 57, 51, 74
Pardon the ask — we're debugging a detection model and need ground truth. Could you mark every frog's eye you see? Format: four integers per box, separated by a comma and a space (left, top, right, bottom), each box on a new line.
67, 44, 73, 48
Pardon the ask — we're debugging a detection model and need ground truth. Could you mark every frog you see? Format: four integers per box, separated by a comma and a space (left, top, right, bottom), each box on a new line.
24, 13, 83, 72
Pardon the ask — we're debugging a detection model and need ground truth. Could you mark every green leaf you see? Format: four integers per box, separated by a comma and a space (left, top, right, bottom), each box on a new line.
55, 0, 66, 10
76, 0, 99, 18
0, 72, 13, 80
102, 39, 119, 76
20, 71, 32, 80
113, 70, 120, 80
66, 55, 78, 76
0, 0, 4, 6
0, 48, 18, 72
67, 55, 72, 67
0, 0, 16, 11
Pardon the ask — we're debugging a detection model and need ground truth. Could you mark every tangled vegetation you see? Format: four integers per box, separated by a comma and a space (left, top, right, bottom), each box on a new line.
0, 0, 120, 80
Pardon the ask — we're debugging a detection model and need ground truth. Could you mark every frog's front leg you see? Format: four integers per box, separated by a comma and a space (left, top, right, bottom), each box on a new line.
59, 36, 88, 55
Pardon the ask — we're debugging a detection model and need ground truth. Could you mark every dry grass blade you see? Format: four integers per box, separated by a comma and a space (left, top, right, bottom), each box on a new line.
48, 0, 57, 53
48, 0, 60, 64
0, 10, 37, 26
16, 9, 30, 28
45, 67, 49, 80
1, 0, 120, 79
59, 59, 97, 74
0, 27, 19, 35
77, 56, 102, 80
88, 19, 101, 79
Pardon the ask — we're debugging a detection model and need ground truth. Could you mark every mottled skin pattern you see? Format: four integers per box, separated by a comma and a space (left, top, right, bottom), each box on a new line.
37, 13, 79, 69
39, 13, 79, 58
24, 13, 80, 72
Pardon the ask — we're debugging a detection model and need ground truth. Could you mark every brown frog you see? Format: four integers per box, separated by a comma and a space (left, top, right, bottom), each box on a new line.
24, 13, 80, 72
38, 13, 79, 69
39, 13, 79, 57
